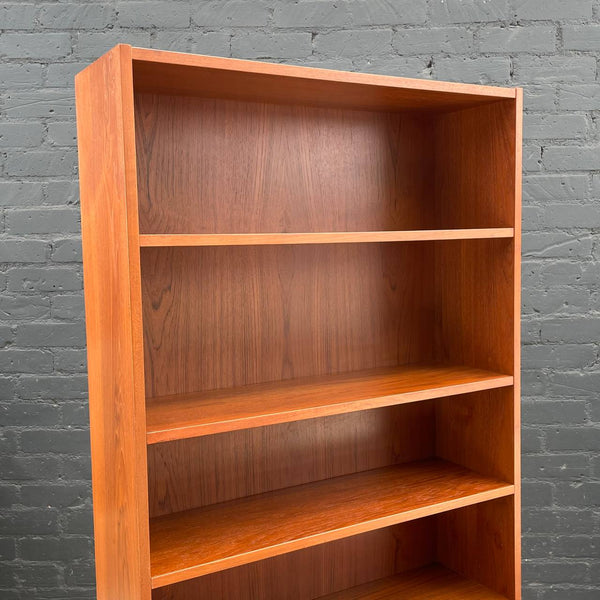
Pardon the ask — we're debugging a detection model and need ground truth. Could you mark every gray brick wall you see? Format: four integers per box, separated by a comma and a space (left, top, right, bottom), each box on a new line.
0, 1, 598, 598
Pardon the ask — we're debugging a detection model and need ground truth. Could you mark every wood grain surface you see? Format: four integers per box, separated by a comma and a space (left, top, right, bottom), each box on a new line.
139, 229, 514, 247
146, 364, 512, 443
149, 459, 514, 587
75, 45, 151, 599
147, 402, 436, 517
135, 94, 434, 235
131, 47, 515, 112
141, 243, 435, 397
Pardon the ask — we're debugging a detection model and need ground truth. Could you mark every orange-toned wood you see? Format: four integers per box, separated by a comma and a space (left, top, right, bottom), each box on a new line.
512, 88, 524, 600
146, 364, 512, 444
149, 459, 514, 587
135, 95, 434, 235
321, 564, 509, 599
148, 403, 436, 517
434, 239, 515, 374
140, 243, 435, 398
75, 44, 151, 599
131, 47, 515, 112
151, 523, 435, 600
139, 228, 515, 247
436, 388, 515, 483
437, 497, 516, 600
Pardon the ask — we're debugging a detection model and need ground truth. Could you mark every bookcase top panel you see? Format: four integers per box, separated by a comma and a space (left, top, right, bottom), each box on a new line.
130, 46, 517, 112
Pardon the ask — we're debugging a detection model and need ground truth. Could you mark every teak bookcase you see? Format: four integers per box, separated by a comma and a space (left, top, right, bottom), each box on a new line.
75, 45, 522, 600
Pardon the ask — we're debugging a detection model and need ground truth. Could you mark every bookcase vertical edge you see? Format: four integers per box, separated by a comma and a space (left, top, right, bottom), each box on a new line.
76, 44, 151, 600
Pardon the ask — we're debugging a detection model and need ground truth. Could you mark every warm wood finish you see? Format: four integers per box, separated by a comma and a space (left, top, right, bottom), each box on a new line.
141, 243, 435, 398
437, 497, 516, 600
132, 47, 515, 112
75, 45, 151, 600
152, 522, 436, 600
139, 229, 514, 247
135, 95, 434, 235
150, 459, 514, 587
77, 45, 522, 600
146, 364, 512, 444
148, 402, 436, 517
321, 565, 509, 599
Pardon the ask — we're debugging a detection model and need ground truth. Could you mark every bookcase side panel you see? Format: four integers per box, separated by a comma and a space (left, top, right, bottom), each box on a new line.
76, 44, 151, 600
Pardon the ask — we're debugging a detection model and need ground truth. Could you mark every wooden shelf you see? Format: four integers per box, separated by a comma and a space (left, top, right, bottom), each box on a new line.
146, 364, 513, 444
319, 564, 508, 599
150, 459, 514, 588
139, 228, 514, 247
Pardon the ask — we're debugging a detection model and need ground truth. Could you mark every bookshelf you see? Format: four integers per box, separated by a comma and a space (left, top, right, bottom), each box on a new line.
76, 45, 522, 600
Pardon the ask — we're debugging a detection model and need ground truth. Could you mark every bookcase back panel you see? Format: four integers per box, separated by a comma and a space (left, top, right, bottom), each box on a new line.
151, 521, 435, 600
141, 243, 434, 398
147, 402, 435, 517
134, 93, 434, 234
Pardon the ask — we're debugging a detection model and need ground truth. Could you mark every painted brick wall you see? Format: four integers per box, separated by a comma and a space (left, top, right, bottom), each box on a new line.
0, 1, 598, 598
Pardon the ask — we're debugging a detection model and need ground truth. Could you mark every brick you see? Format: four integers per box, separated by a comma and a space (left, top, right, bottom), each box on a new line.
522, 427, 543, 453
554, 482, 600, 507
348, 0, 427, 25
541, 589, 600, 600
117, 2, 190, 28
393, 27, 473, 54
0, 508, 60, 535
0, 3, 37, 28
0, 182, 44, 208
20, 483, 90, 508
0, 123, 44, 148
54, 349, 87, 373
45, 180, 80, 206
61, 456, 92, 480
5, 565, 61, 587
0, 484, 19, 508
522, 400, 588, 425
46, 62, 89, 88
543, 146, 600, 171
522, 85, 556, 110
62, 508, 94, 534
523, 344, 595, 369
522, 481, 553, 507
516, 56, 597, 84
39, 3, 115, 29
522, 561, 589, 584
314, 30, 392, 57
546, 428, 600, 452
541, 318, 600, 343
558, 85, 600, 110
0, 326, 15, 348
524, 114, 587, 140
65, 562, 96, 586
549, 371, 600, 396
6, 208, 80, 234
193, 1, 270, 26
544, 204, 600, 228
51, 239, 82, 263
6, 267, 81, 292
0, 296, 50, 321
0, 456, 61, 481
0, 63, 44, 88
0, 240, 49, 263
233, 32, 312, 59
61, 402, 89, 426
153, 32, 231, 57
17, 375, 88, 400
47, 121, 77, 146
522, 508, 595, 534
478, 25, 556, 53
523, 175, 588, 203
2, 90, 75, 119
523, 145, 542, 172
515, 0, 592, 20
75, 32, 152, 59
431, 0, 509, 23
523, 233, 592, 259
4, 150, 78, 177
522, 454, 590, 479
0, 378, 16, 401
0, 33, 71, 59
0, 350, 53, 373
354, 57, 430, 78
0, 403, 61, 427
50, 295, 85, 320
273, 1, 352, 27
434, 56, 511, 84
21, 430, 90, 455
0, 537, 16, 561
524, 287, 591, 316
15, 322, 85, 347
